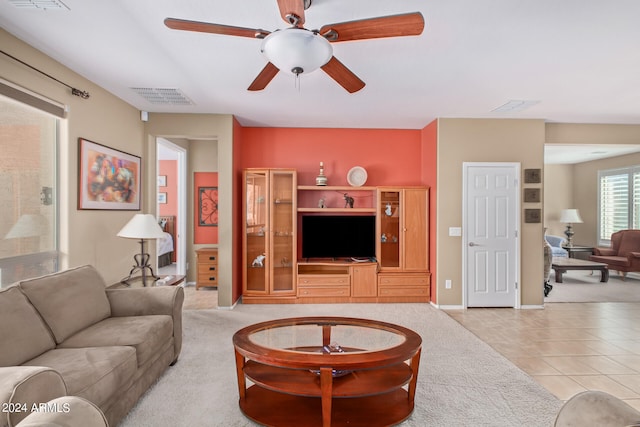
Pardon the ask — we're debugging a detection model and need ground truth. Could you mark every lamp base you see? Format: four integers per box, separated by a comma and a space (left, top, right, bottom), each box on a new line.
564, 224, 575, 247
120, 239, 160, 286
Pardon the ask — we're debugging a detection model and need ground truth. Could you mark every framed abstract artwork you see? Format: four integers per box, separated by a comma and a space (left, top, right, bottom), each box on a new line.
198, 186, 218, 226
78, 138, 141, 210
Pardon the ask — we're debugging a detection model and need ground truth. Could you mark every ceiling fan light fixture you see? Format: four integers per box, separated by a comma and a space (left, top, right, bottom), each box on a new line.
260, 28, 332, 76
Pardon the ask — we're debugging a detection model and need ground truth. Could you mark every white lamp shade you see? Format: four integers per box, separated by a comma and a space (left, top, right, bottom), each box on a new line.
4, 214, 48, 239
261, 28, 333, 75
560, 209, 583, 224
117, 214, 165, 239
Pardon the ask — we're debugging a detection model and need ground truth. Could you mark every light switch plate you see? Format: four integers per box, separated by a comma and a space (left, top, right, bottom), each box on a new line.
449, 227, 462, 237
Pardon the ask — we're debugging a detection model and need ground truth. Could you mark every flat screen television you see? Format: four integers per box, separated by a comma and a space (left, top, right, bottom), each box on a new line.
301, 215, 376, 260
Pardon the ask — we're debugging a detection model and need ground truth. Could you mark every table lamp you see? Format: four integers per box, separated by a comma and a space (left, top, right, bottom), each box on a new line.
117, 214, 166, 286
560, 209, 583, 247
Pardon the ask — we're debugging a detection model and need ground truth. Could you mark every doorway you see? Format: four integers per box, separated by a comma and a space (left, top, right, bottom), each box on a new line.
463, 162, 519, 308
157, 138, 187, 276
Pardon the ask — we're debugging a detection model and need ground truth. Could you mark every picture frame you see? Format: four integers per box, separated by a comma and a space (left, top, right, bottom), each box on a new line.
158, 175, 167, 187
524, 208, 541, 223
158, 192, 167, 204
523, 168, 541, 184
198, 186, 218, 226
78, 138, 141, 210
524, 188, 541, 203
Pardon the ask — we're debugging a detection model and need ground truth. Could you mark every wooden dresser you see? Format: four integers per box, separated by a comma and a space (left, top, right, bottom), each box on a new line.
196, 248, 218, 290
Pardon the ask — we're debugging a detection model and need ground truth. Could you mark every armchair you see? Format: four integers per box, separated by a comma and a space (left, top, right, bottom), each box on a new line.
545, 235, 568, 258
590, 229, 640, 279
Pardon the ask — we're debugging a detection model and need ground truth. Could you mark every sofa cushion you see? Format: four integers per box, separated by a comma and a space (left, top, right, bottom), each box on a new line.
18, 265, 111, 344
22, 347, 136, 408
58, 315, 173, 367
0, 286, 55, 367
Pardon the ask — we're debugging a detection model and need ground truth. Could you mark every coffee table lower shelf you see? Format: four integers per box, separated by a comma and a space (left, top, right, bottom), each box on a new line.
240, 385, 414, 427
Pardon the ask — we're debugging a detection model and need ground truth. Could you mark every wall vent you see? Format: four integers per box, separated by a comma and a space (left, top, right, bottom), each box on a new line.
130, 87, 194, 105
7, 0, 69, 10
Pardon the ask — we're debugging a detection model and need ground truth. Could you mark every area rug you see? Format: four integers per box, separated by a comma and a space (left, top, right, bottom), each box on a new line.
120, 303, 562, 426
545, 270, 640, 303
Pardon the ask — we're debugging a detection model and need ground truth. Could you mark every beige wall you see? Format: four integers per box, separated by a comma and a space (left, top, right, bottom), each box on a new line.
545, 123, 640, 248
144, 114, 235, 307
436, 118, 546, 307
543, 164, 574, 237
1, 29, 146, 286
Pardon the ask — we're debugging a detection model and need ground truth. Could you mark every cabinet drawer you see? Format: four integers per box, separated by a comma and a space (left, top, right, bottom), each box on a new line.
198, 263, 218, 275
297, 286, 350, 297
198, 253, 218, 262
297, 275, 350, 286
197, 273, 217, 284
378, 286, 429, 297
377, 275, 430, 287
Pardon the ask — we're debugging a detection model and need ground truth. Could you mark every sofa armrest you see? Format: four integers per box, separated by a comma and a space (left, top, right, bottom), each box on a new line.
16, 396, 107, 427
593, 247, 616, 256
0, 366, 67, 427
554, 390, 640, 426
106, 286, 184, 362
629, 252, 640, 259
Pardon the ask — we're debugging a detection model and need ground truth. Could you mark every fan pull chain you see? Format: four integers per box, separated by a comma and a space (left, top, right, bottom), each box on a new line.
294, 73, 301, 92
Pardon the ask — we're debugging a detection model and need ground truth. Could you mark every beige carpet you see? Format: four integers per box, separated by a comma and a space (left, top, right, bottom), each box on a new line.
545, 270, 640, 303
120, 303, 562, 426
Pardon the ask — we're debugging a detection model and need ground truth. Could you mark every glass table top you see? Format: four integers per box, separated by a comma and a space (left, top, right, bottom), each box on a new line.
248, 323, 406, 354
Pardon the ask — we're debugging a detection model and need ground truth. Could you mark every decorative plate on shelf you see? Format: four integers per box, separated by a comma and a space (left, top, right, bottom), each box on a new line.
347, 166, 367, 187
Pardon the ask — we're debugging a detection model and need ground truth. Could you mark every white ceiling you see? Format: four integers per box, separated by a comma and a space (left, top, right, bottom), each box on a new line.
1, 0, 640, 131
545, 144, 640, 165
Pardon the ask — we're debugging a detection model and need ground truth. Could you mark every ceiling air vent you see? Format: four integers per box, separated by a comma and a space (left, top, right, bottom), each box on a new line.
130, 88, 194, 105
7, 0, 69, 10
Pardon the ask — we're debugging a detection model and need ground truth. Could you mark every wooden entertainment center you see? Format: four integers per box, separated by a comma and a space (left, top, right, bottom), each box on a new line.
242, 168, 430, 304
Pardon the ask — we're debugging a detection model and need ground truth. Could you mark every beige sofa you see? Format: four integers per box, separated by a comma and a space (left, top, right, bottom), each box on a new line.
0, 265, 184, 427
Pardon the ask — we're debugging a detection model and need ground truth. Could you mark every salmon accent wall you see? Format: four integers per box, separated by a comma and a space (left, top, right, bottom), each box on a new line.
421, 120, 438, 303
239, 128, 423, 186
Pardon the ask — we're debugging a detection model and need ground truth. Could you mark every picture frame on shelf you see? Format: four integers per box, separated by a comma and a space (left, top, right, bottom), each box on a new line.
78, 138, 141, 210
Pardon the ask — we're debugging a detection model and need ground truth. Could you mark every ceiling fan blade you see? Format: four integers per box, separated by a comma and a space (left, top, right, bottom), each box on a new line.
164, 18, 269, 39
276, 0, 306, 27
320, 12, 424, 42
321, 57, 365, 93
248, 62, 280, 91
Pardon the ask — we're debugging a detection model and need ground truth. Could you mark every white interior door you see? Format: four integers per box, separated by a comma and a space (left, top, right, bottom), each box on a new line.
463, 163, 519, 307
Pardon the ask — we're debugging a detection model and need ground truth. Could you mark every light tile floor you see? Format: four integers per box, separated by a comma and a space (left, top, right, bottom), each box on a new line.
181, 285, 640, 411
445, 302, 640, 411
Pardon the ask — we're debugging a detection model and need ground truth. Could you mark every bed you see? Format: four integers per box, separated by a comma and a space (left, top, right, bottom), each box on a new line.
158, 215, 176, 268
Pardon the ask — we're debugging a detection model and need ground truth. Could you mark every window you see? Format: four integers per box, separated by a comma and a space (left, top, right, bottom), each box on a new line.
598, 166, 640, 245
0, 95, 58, 287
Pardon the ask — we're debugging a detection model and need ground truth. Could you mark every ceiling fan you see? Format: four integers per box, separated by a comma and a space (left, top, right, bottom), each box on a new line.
164, 0, 425, 93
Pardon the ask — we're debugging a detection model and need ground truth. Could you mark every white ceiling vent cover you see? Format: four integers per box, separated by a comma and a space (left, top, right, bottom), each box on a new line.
7, 0, 69, 10
130, 88, 194, 105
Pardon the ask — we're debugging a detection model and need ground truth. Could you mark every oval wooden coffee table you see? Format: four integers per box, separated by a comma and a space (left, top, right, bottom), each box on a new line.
232, 317, 422, 427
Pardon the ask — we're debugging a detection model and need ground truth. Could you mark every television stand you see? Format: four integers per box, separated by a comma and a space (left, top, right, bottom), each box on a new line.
297, 260, 378, 302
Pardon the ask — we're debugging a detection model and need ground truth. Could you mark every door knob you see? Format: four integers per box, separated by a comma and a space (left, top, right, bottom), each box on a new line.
468, 242, 478, 247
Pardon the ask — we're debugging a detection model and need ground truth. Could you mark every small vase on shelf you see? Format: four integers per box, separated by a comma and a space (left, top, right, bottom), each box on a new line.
316, 161, 327, 186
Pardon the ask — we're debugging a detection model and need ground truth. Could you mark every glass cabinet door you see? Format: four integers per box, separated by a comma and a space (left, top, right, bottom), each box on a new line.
245, 171, 268, 293
270, 170, 295, 294
379, 190, 401, 269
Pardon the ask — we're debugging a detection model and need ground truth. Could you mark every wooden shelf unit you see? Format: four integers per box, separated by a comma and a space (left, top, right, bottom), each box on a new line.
241, 169, 431, 304
297, 185, 377, 213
